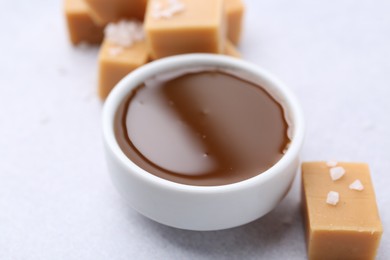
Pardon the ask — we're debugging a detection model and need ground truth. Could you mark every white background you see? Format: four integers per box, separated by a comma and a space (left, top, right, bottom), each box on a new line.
0, 0, 389, 259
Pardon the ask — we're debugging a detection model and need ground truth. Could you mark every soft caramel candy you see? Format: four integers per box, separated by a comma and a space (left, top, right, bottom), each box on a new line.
145, 0, 225, 59
224, 40, 241, 58
98, 39, 149, 99
85, 0, 147, 25
64, 0, 104, 45
225, 0, 244, 45
302, 162, 383, 260
148, 40, 240, 61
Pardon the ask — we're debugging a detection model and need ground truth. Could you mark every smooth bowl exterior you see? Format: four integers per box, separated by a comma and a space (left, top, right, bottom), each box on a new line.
103, 54, 304, 231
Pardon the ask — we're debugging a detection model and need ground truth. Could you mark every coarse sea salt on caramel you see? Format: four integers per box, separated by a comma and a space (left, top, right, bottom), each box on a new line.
104, 20, 144, 47
329, 166, 345, 181
98, 20, 148, 99
302, 162, 383, 260
349, 179, 364, 191
151, 0, 185, 19
326, 191, 339, 205
145, 0, 225, 59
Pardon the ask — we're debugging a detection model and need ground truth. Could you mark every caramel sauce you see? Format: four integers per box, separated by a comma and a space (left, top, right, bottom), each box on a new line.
115, 70, 290, 186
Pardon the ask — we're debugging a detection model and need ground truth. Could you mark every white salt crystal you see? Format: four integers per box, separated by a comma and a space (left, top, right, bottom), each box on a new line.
349, 179, 364, 191
152, 0, 185, 19
330, 166, 346, 181
326, 191, 339, 206
104, 20, 144, 47
326, 160, 338, 167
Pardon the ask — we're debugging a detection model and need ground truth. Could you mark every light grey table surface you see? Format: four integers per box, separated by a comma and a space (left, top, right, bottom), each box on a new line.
0, 0, 389, 259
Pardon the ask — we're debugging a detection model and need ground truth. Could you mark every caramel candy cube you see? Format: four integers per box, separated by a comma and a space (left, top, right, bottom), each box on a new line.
85, 0, 147, 25
98, 39, 149, 99
148, 39, 240, 61
64, 0, 104, 45
302, 162, 383, 260
225, 0, 245, 45
224, 40, 241, 58
145, 0, 225, 59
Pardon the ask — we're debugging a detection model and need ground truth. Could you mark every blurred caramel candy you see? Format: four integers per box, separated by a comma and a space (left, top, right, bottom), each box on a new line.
98, 39, 149, 99
64, 0, 104, 45
224, 40, 241, 58
148, 39, 240, 61
225, 0, 244, 45
85, 0, 147, 25
302, 162, 383, 260
145, 0, 225, 59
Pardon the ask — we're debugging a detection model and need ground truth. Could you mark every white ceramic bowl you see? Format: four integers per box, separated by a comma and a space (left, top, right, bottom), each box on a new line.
103, 54, 304, 231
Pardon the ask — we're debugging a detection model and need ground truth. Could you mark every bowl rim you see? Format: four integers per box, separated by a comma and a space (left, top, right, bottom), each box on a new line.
103, 54, 305, 194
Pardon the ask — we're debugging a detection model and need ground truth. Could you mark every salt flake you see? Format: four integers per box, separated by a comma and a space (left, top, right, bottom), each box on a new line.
326, 191, 339, 206
349, 179, 364, 191
152, 0, 185, 19
330, 166, 345, 181
326, 160, 338, 167
104, 20, 144, 47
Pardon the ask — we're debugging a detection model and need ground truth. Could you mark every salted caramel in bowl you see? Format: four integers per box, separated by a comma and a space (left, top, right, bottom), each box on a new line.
103, 54, 304, 231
